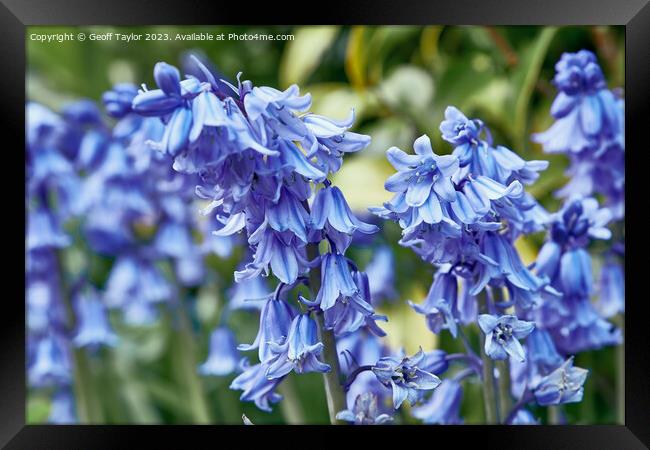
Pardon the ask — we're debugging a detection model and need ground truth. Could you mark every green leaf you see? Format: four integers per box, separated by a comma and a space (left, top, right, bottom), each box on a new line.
279, 26, 339, 88
505, 27, 558, 148
27, 394, 51, 423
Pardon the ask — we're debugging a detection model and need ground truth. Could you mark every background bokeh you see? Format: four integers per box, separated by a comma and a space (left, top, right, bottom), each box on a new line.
26, 25, 624, 424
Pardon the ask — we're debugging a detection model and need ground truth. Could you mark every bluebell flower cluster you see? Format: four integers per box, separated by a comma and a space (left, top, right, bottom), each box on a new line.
532, 50, 624, 220
373, 103, 600, 424
532, 197, 621, 354
130, 56, 388, 412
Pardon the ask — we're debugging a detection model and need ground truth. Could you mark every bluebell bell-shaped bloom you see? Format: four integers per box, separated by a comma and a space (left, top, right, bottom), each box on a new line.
597, 260, 624, 318
234, 222, 308, 284
336, 393, 393, 425
154, 220, 196, 259
310, 185, 378, 246
441, 106, 548, 185
532, 50, 622, 154
508, 409, 539, 425
302, 110, 371, 174
319, 270, 387, 337
412, 379, 463, 424
73, 289, 118, 348
103, 83, 139, 118
337, 330, 392, 409
314, 253, 376, 316
29, 334, 72, 388
266, 187, 311, 243
532, 197, 620, 353
27, 208, 71, 251
238, 298, 296, 363
473, 232, 555, 309
230, 359, 283, 412
365, 246, 397, 303
104, 254, 173, 314
27, 277, 65, 334
226, 275, 269, 311
384, 134, 459, 211
478, 314, 535, 362
198, 327, 240, 376
455, 277, 478, 325
244, 84, 312, 139
265, 314, 331, 379
409, 271, 458, 337
527, 328, 563, 371
371, 348, 442, 409
420, 349, 450, 375
533, 357, 588, 406
48, 389, 77, 424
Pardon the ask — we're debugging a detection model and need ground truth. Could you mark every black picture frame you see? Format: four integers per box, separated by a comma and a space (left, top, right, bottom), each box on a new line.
2, 0, 648, 448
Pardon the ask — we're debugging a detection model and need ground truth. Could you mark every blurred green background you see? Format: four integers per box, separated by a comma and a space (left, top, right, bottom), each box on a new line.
27, 25, 624, 424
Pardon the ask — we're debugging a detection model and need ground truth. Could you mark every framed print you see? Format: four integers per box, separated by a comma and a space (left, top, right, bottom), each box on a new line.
2, 0, 648, 448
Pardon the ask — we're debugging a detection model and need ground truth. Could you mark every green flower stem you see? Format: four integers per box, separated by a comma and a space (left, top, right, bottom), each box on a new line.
55, 250, 103, 423
479, 332, 500, 424
173, 302, 212, 424
307, 242, 346, 425
548, 405, 563, 424
278, 376, 306, 424
615, 313, 625, 424
315, 313, 347, 424
496, 359, 512, 422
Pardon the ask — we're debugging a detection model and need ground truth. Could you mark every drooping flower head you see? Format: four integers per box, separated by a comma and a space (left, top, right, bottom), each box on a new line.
265, 314, 331, 379
198, 327, 240, 376
533, 357, 589, 406
371, 348, 442, 409
336, 393, 393, 425
478, 314, 535, 362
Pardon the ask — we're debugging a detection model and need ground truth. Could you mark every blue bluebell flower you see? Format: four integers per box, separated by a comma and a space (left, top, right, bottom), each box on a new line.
104, 255, 172, 324
532, 50, 622, 154
508, 409, 539, 425
336, 393, 393, 425
28, 333, 72, 388
384, 134, 458, 211
409, 271, 458, 337
319, 269, 387, 337
478, 314, 535, 362
532, 196, 621, 353
420, 349, 450, 375
473, 232, 555, 309
533, 357, 588, 406
597, 260, 624, 318
371, 348, 442, 409
48, 388, 77, 424
412, 379, 463, 424
226, 275, 269, 311
198, 327, 240, 376
265, 314, 331, 379
365, 246, 397, 303
337, 330, 392, 409
310, 185, 378, 250
27, 208, 71, 251
103, 83, 139, 118
526, 328, 563, 371
303, 110, 371, 174
533, 51, 625, 218
441, 106, 549, 186
238, 298, 296, 363
314, 253, 375, 314
230, 359, 283, 412
72, 289, 118, 348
